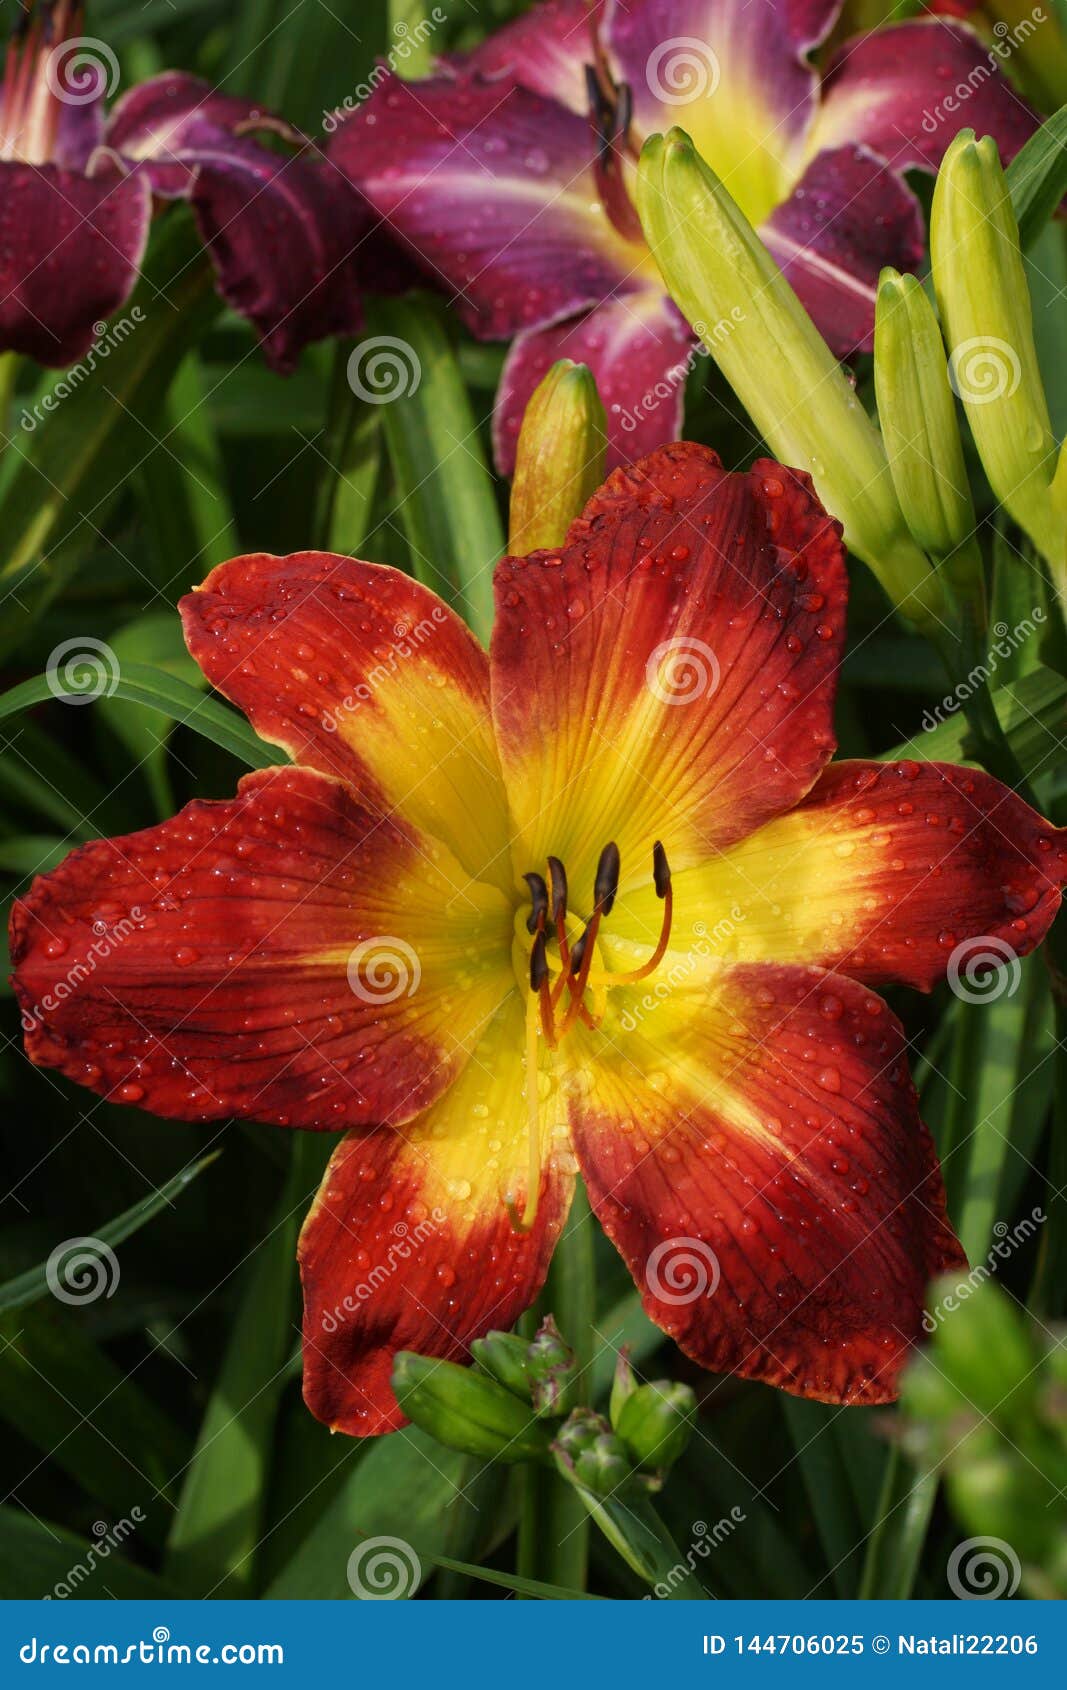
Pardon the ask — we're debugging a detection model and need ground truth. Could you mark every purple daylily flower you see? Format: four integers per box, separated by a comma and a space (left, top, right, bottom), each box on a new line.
0, 1, 370, 372
329, 0, 1043, 471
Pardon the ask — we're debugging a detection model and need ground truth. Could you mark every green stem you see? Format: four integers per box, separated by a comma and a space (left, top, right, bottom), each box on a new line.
930, 600, 1037, 802
575, 1487, 706, 1599
858, 1446, 939, 1600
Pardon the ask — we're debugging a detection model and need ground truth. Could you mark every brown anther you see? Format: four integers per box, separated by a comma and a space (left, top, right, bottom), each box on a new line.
653, 840, 671, 900
530, 929, 549, 992
594, 841, 620, 916
523, 871, 548, 935
547, 856, 568, 929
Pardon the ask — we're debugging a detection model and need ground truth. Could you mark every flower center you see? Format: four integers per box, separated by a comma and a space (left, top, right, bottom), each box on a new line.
506, 841, 672, 1234
1, 1, 85, 166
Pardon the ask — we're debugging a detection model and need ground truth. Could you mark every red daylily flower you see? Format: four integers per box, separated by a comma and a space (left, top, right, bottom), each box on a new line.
11, 444, 1066, 1434
0, 2, 370, 371
328, 0, 1042, 471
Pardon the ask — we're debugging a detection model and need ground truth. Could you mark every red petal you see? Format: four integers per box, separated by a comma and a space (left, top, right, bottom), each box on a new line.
300, 997, 573, 1434
181, 553, 512, 895
608, 759, 1067, 992
570, 964, 966, 1405
10, 766, 511, 1130
0, 163, 149, 366
491, 441, 845, 892
468, 0, 599, 113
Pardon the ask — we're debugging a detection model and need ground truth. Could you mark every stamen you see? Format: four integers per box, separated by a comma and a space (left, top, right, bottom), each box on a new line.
505, 989, 544, 1234
598, 843, 674, 986
523, 871, 548, 935
594, 841, 621, 916
531, 928, 557, 1046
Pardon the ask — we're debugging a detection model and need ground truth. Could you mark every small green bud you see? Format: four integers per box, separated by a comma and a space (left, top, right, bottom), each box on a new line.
525, 1314, 579, 1418
553, 1409, 632, 1497
508, 360, 607, 554
609, 1348, 637, 1427
391, 1352, 553, 1465
874, 269, 979, 587
931, 129, 1066, 596
614, 1380, 696, 1478
470, 1330, 532, 1400
929, 1277, 1039, 1422
636, 127, 945, 631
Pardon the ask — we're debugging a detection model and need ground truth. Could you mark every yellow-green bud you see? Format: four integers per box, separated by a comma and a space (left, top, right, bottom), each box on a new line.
931, 129, 1066, 590
614, 1380, 696, 1478
636, 127, 944, 631
391, 1352, 553, 1465
507, 360, 607, 554
874, 269, 978, 571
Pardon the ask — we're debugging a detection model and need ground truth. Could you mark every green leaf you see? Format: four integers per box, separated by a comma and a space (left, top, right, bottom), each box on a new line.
366, 295, 503, 642
0, 1506, 175, 1600
0, 1150, 221, 1314
885, 664, 1067, 773
419, 1549, 601, 1599
164, 1136, 329, 1596
0, 214, 221, 659
0, 664, 279, 770
1007, 103, 1067, 249
266, 1428, 484, 1598
99, 613, 207, 817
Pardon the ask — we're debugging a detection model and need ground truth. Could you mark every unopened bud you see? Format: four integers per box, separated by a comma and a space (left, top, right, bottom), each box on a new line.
526, 1314, 579, 1418
508, 360, 607, 553
614, 1380, 696, 1477
392, 1351, 553, 1464
470, 1330, 533, 1400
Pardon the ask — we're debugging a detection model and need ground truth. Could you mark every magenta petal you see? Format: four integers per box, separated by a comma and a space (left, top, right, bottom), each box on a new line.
0, 161, 150, 366
603, 0, 840, 154
330, 69, 640, 340
468, 0, 599, 112
105, 72, 282, 198
494, 291, 696, 474
812, 19, 1039, 174
188, 148, 369, 373
761, 145, 924, 356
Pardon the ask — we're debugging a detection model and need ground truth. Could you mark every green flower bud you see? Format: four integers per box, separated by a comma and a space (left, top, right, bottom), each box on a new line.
508, 360, 607, 554
526, 1314, 579, 1418
930, 129, 1066, 597
553, 1409, 632, 1497
609, 1348, 637, 1427
470, 1330, 532, 1400
391, 1352, 553, 1465
614, 1380, 696, 1477
636, 127, 944, 632
874, 269, 979, 590
929, 1277, 1039, 1421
